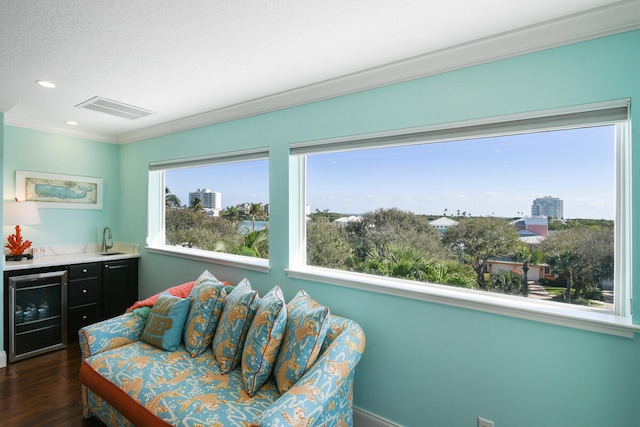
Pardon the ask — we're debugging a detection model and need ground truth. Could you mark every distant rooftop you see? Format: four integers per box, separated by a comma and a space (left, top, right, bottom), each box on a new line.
429, 217, 459, 227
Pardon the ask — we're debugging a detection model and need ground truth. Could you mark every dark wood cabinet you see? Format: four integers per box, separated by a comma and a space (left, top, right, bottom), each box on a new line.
66, 258, 139, 342
102, 259, 139, 319
67, 262, 102, 342
68, 304, 99, 342
4, 256, 139, 360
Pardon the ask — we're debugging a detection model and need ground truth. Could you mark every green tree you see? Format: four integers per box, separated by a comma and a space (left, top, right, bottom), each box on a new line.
348, 208, 451, 262
165, 207, 243, 253
442, 217, 520, 285
542, 244, 578, 302
309, 209, 343, 223
490, 270, 528, 296
221, 206, 242, 226
165, 187, 181, 209
306, 221, 352, 268
238, 228, 269, 258
248, 203, 266, 231
511, 244, 544, 284
190, 197, 203, 211
352, 243, 477, 288
540, 226, 613, 302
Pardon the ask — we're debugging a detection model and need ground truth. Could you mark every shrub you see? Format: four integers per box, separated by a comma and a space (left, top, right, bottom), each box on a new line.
490, 271, 529, 296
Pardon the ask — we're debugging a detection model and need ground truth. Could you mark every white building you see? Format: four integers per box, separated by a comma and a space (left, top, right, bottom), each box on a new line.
531, 196, 563, 219
189, 188, 222, 215
487, 259, 552, 282
429, 217, 459, 233
334, 215, 362, 228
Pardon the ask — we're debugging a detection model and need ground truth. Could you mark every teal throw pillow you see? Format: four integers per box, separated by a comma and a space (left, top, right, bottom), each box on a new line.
183, 275, 227, 357
273, 289, 330, 393
141, 292, 190, 351
241, 286, 287, 395
194, 269, 216, 286
212, 278, 259, 374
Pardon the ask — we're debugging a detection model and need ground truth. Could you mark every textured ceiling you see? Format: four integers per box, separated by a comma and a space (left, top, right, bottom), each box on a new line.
1, 0, 638, 143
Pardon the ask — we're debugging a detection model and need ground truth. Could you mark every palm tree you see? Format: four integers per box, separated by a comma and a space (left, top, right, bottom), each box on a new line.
190, 197, 203, 211
239, 229, 269, 258
511, 244, 544, 284
545, 249, 578, 302
221, 206, 242, 226
165, 187, 181, 209
248, 203, 266, 231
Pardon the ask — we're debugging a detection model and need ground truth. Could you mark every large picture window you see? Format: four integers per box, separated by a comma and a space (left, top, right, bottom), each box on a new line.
147, 148, 270, 270
290, 100, 631, 332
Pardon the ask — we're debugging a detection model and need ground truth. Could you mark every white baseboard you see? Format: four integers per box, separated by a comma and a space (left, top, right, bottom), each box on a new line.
0, 351, 6, 368
354, 407, 401, 427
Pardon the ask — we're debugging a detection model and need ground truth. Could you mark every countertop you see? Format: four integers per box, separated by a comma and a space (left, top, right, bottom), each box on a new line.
3, 243, 140, 272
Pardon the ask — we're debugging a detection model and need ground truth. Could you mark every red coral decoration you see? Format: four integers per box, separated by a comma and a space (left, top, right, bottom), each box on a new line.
5, 225, 33, 256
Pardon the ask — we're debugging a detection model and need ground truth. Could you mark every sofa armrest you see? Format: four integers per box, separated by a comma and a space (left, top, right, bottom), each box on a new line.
78, 308, 150, 359
252, 316, 366, 427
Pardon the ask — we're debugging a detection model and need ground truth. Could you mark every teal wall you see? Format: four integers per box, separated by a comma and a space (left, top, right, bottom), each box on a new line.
119, 30, 640, 427
1, 30, 639, 425
2, 126, 122, 245
1, 126, 121, 357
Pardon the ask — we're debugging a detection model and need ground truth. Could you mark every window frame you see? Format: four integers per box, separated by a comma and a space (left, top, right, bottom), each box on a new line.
287, 100, 639, 337
146, 147, 271, 272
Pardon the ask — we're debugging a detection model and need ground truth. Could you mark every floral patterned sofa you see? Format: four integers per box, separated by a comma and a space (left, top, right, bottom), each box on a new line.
78, 271, 366, 427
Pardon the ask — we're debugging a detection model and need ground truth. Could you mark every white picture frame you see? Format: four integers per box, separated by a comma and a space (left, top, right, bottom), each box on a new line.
15, 171, 103, 210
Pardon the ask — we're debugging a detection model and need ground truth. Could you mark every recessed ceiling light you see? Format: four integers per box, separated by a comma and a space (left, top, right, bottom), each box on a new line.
36, 80, 56, 88
66, 121, 78, 126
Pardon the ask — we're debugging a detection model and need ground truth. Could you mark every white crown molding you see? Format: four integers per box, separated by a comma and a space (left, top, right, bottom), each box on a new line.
4, 114, 117, 143
116, 0, 640, 144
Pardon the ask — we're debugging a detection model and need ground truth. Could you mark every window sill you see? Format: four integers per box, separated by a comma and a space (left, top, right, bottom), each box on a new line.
285, 266, 640, 338
146, 245, 270, 273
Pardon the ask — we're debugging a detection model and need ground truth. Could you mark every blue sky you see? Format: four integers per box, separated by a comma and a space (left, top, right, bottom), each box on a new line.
166, 126, 615, 219
165, 159, 269, 209
307, 125, 615, 219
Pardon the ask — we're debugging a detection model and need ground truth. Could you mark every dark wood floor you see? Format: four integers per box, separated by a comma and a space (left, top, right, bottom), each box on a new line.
0, 344, 106, 427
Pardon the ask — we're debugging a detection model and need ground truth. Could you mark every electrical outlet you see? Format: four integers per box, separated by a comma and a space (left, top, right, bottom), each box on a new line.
478, 417, 494, 427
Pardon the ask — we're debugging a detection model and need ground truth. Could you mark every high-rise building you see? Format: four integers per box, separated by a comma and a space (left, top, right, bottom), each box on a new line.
189, 188, 222, 213
531, 196, 563, 219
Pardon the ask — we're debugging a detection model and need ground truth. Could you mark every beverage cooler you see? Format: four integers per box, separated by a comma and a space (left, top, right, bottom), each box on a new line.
6, 270, 68, 363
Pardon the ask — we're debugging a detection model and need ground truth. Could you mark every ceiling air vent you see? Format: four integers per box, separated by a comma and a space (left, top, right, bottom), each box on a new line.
75, 96, 154, 120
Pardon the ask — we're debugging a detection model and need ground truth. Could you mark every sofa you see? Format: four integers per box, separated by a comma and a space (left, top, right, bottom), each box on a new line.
78, 271, 366, 427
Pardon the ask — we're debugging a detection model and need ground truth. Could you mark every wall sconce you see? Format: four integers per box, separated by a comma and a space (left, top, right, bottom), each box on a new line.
3, 199, 41, 261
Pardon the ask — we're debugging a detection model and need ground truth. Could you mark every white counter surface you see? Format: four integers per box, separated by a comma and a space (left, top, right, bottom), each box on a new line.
3, 242, 140, 271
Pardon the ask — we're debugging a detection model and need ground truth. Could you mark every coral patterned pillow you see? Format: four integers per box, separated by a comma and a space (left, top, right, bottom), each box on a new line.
241, 286, 287, 395
273, 289, 330, 393
127, 280, 195, 311
183, 272, 227, 357
212, 279, 259, 374
141, 292, 190, 351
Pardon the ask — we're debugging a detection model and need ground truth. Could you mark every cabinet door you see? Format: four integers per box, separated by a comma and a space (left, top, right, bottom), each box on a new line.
68, 303, 99, 341
69, 263, 100, 281
102, 259, 138, 319
68, 280, 100, 307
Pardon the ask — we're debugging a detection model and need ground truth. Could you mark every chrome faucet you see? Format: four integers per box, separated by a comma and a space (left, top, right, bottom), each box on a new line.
101, 227, 113, 253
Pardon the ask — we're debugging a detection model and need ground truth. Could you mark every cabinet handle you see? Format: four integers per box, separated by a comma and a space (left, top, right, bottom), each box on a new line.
82, 315, 87, 320
104, 264, 109, 268
82, 289, 87, 294
82, 269, 87, 273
